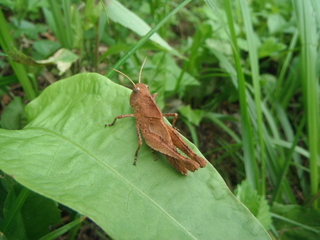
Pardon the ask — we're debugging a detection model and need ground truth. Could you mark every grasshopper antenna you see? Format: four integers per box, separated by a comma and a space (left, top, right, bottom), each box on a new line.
138, 57, 147, 83
109, 67, 136, 87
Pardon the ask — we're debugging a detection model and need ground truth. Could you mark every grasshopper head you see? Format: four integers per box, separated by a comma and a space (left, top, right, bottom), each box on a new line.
130, 83, 150, 106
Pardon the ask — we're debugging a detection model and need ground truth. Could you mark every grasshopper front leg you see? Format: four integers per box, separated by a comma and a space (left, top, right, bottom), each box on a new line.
106, 114, 144, 166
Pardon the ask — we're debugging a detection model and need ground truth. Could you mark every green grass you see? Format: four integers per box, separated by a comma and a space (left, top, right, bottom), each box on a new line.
0, 0, 319, 239
293, 0, 319, 209
0, 8, 37, 100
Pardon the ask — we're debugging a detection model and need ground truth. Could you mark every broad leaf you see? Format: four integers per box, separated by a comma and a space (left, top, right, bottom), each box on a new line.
0, 97, 27, 130
0, 73, 271, 239
1, 181, 61, 240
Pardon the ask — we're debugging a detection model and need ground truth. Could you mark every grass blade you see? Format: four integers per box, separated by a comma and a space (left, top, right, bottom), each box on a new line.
223, 0, 259, 190
39, 216, 85, 240
106, 0, 192, 78
0, 8, 37, 100
239, 0, 266, 195
293, 0, 320, 208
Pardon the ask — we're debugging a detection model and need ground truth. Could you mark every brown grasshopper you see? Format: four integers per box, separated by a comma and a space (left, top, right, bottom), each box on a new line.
105, 59, 207, 175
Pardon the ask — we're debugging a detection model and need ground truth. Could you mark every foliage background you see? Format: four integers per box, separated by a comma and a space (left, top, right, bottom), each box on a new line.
0, 0, 319, 239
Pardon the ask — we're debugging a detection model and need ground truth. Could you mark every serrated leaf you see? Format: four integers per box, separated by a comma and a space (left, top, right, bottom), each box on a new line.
0, 73, 271, 239
235, 179, 272, 230
258, 37, 287, 58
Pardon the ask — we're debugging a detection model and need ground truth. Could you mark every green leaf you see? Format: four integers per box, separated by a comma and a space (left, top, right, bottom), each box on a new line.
178, 105, 205, 126
33, 40, 61, 59
0, 73, 271, 239
39, 215, 84, 240
106, 0, 178, 55
20, 190, 61, 239
36, 48, 79, 75
235, 179, 272, 230
258, 37, 287, 58
0, 178, 61, 240
152, 53, 200, 92
267, 14, 288, 34
271, 203, 320, 239
0, 97, 28, 130
10, 18, 48, 40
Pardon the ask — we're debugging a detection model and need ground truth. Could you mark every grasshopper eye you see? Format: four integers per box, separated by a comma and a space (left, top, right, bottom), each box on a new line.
134, 87, 140, 93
